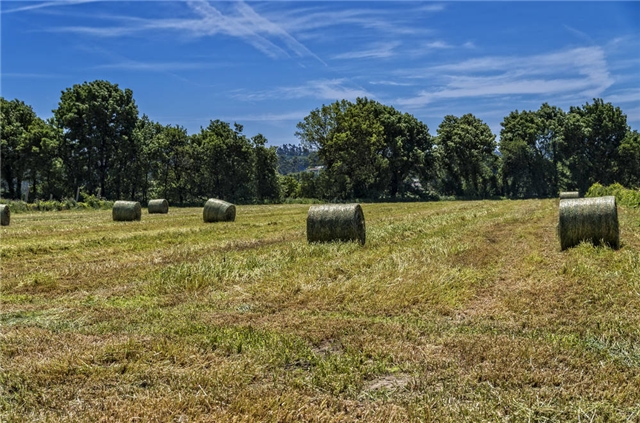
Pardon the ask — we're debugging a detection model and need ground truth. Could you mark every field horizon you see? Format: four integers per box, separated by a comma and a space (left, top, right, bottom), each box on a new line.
1, 200, 639, 422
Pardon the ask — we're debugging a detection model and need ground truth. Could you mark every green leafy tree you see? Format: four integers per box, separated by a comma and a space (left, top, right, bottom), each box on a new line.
617, 129, 640, 188
499, 104, 565, 197
153, 125, 191, 205
435, 114, 499, 197
192, 121, 256, 203
24, 118, 64, 200
279, 174, 300, 199
53, 80, 138, 199
296, 98, 432, 200
132, 115, 165, 202
1, 98, 37, 199
253, 134, 280, 202
561, 99, 628, 194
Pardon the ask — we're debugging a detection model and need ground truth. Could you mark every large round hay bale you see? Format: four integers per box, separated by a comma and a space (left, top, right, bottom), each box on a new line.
203, 199, 236, 223
559, 191, 580, 199
0, 204, 10, 226
112, 201, 142, 222
148, 199, 169, 214
558, 196, 619, 250
307, 204, 366, 245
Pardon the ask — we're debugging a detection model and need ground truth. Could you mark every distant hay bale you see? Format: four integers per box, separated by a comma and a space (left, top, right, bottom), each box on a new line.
307, 204, 366, 245
558, 196, 619, 250
112, 201, 142, 222
148, 199, 169, 214
0, 204, 10, 226
203, 199, 236, 223
560, 191, 580, 199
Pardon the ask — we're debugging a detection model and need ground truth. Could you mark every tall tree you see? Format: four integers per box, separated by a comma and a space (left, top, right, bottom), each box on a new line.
561, 99, 628, 194
617, 129, 640, 189
192, 121, 256, 203
253, 134, 280, 202
296, 98, 432, 200
435, 114, 499, 197
153, 125, 191, 205
499, 104, 565, 198
1, 98, 37, 199
53, 80, 138, 199
132, 115, 165, 202
24, 118, 64, 200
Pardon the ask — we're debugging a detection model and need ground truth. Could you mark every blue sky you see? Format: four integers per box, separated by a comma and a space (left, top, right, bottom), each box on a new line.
2, 1, 639, 146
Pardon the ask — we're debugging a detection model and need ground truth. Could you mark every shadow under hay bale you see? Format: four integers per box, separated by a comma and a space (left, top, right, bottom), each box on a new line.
558, 196, 619, 250
0, 204, 10, 226
203, 199, 236, 223
307, 204, 366, 245
112, 201, 142, 222
559, 191, 580, 199
148, 199, 169, 214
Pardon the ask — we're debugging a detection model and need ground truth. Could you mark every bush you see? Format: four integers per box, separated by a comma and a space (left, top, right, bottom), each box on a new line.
0, 197, 115, 214
586, 183, 640, 208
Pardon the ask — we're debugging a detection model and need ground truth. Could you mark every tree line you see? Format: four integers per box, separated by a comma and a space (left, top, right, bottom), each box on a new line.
1, 80, 279, 204
1, 79, 638, 205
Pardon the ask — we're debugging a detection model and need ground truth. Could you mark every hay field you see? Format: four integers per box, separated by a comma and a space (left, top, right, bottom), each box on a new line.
1, 200, 639, 422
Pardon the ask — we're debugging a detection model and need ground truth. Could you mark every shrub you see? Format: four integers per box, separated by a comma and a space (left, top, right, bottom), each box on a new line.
586, 183, 640, 208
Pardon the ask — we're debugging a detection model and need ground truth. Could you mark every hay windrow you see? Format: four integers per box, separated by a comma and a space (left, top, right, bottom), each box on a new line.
112, 201, 142, 222
0, 204, 10, 226
558, 196, 619, 250
559, 191, 580, 199
203, 199, 236, 223
148, 199, 169, 214
307, 203, 366, 245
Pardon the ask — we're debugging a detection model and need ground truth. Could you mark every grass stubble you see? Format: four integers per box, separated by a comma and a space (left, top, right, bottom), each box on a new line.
1, 200, 639, 422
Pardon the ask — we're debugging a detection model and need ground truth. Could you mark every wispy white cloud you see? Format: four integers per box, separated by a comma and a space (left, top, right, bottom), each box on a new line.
602, 89, 640, 104
1, 72, 62, 78
563, 25, 595, 44
91, 61, 212, 72
397, 47, 614, 107
406, 40, 476, 58
332, 42, 400, 60
417, 4, 447, 13
154, 111, 307, 124
224, 111, 308, 122
369, 80, 415, 87
270, 6, 432, 37
47, 1, 322, 62
624, 107, 640, 122
1, 0, 95, 14
232, 79, 373, 102
425, 40, 453, 49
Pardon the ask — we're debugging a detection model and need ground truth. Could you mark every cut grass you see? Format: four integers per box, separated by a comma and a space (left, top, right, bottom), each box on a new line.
1, 200, 639, 422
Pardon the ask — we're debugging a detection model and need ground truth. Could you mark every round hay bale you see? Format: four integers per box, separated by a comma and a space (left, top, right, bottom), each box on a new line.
0, 204, 10, 226
203, 199, 236, 223
112, 200, 142, 222
559, 191, 580, 199
307, 204, 366, 245
148, 199, 169, 214
558, 196, 619, 250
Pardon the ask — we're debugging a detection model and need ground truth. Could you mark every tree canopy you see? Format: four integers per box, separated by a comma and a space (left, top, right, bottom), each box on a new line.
2, 79, 638, 204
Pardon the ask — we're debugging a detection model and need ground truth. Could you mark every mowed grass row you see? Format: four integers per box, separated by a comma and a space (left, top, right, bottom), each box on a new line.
1, 200, 639, 422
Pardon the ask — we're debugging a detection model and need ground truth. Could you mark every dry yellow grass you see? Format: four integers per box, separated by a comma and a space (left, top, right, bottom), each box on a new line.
1, 200, 639, 422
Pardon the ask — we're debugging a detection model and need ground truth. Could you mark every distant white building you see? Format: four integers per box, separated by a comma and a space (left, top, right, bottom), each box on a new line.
306, 165, 325, 176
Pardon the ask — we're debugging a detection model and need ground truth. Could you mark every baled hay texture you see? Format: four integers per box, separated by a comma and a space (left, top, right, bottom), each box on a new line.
559, 191, 580, 199
307, 203, 366, 245
203, 199, 236, 223
0, 204, 10, 226
112, 201, 142, 222
558, 196, 619, 250
148, 199, 169, 214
